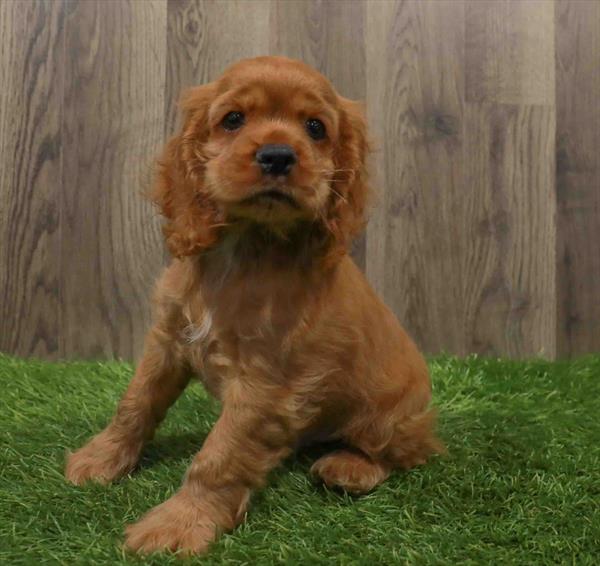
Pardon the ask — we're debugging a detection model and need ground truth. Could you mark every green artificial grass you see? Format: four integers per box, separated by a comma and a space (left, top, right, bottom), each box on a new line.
1, 353, 599, 565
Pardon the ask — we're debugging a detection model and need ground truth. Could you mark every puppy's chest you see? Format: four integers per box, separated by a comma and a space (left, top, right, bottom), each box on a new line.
181, 291, 302, 391
182, 300, 279, 349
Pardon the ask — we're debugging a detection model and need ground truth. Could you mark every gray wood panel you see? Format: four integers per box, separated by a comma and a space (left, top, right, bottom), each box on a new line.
0, 0, 598, 360
61, 0, 167, 359
0, 1, 64, 359
366, 0, 467, 355
556, 0, 600, 357
461, 104, 556, 358
461, 0, 556, 358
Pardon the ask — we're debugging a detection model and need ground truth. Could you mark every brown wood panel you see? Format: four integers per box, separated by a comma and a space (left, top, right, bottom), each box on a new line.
366, 0, 467, 354
270, 0, 367, 269
556, 0, 600, 357
61, 0, 167, 359
0, 1, 64, 359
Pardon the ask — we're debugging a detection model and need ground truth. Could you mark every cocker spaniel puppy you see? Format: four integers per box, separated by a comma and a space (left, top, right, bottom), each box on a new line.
65, 56, 442, 555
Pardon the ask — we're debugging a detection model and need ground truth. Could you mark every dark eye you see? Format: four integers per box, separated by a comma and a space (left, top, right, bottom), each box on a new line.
222, 111, 245, 131
305, 118, 326, 140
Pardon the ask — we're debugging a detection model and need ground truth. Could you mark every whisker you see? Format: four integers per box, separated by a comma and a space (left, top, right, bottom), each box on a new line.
329, 187, 348, 203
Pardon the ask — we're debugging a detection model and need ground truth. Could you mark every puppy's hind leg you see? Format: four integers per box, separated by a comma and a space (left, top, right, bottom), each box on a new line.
312, 408, 443, 494
380, 408, 444, 470
65, 326, 190, 485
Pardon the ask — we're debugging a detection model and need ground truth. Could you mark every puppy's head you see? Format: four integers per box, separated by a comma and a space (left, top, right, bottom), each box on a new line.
154, 56, 369, 259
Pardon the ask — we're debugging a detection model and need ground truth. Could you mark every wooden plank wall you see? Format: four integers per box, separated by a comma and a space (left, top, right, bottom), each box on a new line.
0, 0, 598, 361
555, 0, 600, 357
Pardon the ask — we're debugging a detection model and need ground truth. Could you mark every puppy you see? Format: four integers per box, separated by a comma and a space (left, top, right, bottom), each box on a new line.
65, 56, 442, 555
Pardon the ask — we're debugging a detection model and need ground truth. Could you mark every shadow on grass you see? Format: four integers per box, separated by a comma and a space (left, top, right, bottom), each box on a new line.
138, 432, 351, 497
139, 432, 208, 469
65, 408, 556, 498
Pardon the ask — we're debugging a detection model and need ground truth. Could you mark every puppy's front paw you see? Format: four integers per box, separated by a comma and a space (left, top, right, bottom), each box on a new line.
124, 490, 218, 556
311, 449, 390, 494
65, 430, 141, 486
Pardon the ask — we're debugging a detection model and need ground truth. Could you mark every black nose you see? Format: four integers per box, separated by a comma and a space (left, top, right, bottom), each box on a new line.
255, 144, 297, 176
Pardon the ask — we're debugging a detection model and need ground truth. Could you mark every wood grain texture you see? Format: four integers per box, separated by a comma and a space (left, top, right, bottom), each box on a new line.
461, 0, 557, 357
269, 0, 365, 99
465, 0, 555, 105
465, 1, 557, 358
0, 0, 598, 360
270, 0, 367, 268
165, 0, 271, 136
555, 0, 600, 357
0, 1, 64, 359
61, 0, 167, 359
461, 104, 556, 357
366, 0, 467, 354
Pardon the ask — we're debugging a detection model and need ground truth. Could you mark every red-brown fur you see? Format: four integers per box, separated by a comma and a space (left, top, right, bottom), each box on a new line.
65, 56, 443, 556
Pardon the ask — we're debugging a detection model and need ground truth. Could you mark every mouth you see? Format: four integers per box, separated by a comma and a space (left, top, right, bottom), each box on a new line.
246, 189, 299, 209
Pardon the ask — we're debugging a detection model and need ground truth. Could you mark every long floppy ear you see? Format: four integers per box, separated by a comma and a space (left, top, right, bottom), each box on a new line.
152, 83, 223, 258
326, 97, 370, 260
